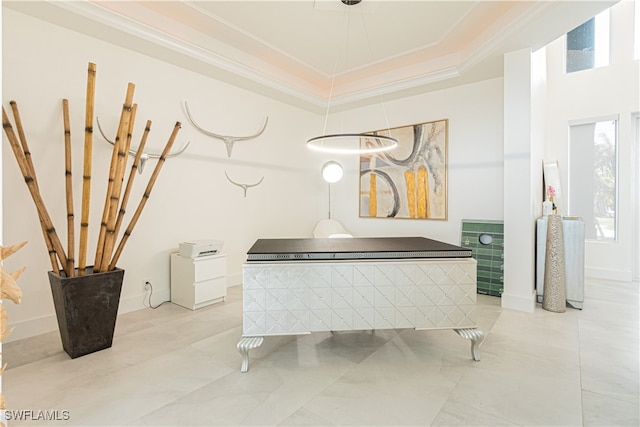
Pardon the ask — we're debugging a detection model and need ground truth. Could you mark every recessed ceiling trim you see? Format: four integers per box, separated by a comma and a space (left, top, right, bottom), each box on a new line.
28, 0, 470, 110
183, 1, 331, 77
39, 1, 327, 108
5, 0, 618, 114
328, 67, 462, 109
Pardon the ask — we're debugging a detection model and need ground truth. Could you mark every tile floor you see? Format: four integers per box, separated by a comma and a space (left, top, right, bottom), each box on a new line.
3, 279, 638, 426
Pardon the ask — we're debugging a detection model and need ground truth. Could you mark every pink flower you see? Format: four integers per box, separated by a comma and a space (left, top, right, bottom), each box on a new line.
547, 185, 556, 198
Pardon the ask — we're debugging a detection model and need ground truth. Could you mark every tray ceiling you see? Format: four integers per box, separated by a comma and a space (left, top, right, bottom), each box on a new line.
4, 1, 617, 112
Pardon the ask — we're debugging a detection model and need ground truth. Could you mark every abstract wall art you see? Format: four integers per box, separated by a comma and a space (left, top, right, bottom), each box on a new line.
359, 119, 448, 220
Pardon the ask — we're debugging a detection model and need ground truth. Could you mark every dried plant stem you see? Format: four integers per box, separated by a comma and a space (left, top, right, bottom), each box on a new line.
109, 121, 181, 270
94, 83, 135, 272
62, 99, 75, 277
8, 102, 60, 273
78, 62, 96, 276
100, 102, 137, 271
2, 107, 68, 274
93, 132, 118, 271
114, 120, 151, 239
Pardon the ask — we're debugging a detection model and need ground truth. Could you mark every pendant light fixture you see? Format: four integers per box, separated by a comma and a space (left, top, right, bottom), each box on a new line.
306, 0, 398, 155
321, 161, 344, 219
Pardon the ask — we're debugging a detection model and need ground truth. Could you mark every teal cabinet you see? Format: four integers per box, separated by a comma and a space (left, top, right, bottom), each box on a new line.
461, 220, 504, 296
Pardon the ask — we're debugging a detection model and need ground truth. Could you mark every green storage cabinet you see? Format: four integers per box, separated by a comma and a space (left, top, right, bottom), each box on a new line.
461, 219, 504, 297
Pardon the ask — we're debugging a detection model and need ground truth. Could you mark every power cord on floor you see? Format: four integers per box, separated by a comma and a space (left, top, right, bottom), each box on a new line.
143, 280, 170, 309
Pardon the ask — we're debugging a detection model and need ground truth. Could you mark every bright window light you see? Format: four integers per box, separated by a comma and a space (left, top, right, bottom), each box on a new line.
569, 118, 618, 241
566, 9, 610, 73
594, 9, 610, 68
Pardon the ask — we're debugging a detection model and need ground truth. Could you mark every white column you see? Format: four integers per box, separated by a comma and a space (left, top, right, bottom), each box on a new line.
502, 48, 546, 312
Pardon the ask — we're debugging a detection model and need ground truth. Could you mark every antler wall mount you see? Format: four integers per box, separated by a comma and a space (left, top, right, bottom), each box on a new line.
184, 101, 268, 158
96, 116, 190, 173
225, 171, 264, 198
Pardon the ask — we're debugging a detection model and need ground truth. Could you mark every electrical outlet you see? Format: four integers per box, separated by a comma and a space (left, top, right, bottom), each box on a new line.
142, 279, 151, 292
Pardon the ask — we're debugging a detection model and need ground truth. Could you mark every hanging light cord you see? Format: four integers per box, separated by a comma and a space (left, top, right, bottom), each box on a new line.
307, 0, 398, 154
321, 5, 352, 136
357, 4, 393, 134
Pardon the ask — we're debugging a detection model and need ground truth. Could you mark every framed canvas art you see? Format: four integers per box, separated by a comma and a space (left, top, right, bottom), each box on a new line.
359, 119, 448, 220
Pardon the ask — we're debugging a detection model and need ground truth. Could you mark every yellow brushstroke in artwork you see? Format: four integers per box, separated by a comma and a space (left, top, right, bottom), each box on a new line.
405, 169, 416, 218
417, 166, 429, 218
424, 166, 431, 218
369, 174, 377, 216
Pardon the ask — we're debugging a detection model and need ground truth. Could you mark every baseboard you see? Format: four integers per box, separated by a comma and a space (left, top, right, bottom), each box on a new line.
227, 273, 242, 287
120, 289, 171, 313
3, 313, 58, 343
586, 267, 632, 282
5, 276, 243, 343
501, 289, 537, 313
4, 292, 156, 343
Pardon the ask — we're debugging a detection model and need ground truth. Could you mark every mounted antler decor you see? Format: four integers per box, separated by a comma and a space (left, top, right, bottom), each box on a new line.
96, 116, 190, 173
224, 171, 264, 198
1, 62, 181, 358
184, 101, 268, 157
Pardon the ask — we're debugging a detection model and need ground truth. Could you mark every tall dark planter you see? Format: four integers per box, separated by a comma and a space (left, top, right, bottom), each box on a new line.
48, 267, 124, 358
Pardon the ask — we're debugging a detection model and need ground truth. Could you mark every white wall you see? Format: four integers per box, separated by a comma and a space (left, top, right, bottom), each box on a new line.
4, 1, 636, 342
1, 8, 325, 340
2, 8, 508, 341
330, 78, 505, 244
544, 0, 639, 281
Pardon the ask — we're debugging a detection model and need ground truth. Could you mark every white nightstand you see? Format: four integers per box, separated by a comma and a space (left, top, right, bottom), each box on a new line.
170, 253, 227, 310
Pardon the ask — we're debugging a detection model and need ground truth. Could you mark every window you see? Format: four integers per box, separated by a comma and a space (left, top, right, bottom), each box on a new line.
566, 9, 610, 73
569, 118, 618, 240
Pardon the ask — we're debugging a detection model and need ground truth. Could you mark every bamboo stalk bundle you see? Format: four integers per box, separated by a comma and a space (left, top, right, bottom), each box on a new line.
5, 63, 182, 278
108, 121, 181, 270
94, 83, 135, 272
99, 102, 137, 271
8, 101, 60, 273
114, 120, 151, 240
62, 99, 75, 276
2, 107, 69, 274
92, 135, 118, 271
78, 62, 97, 276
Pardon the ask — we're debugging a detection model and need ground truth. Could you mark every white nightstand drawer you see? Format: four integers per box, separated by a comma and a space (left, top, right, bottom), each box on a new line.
194, 277, 227, 305
194, 255, 226, 282
171, 252, 227, 310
